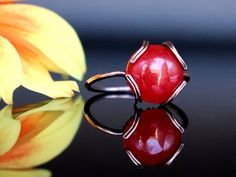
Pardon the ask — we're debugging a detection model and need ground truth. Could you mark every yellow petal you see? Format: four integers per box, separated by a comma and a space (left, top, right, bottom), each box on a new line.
0, 35, 22, 104
0, 169, 51, 177
21, 58, 79, 98
0, 97, 84, 169
0, 4, 86, 80
0, 106, 20, 155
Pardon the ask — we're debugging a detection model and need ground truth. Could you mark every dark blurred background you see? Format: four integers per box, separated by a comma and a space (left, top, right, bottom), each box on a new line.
31, 0, 236, 48
19, 1, 236, 177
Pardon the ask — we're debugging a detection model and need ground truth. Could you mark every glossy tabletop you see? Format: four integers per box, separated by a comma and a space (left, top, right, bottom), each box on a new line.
1, 40, 235, 177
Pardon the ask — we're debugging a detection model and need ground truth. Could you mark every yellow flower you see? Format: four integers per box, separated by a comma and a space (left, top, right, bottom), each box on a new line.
0, 1, 86, 104
0, 96, 84, 169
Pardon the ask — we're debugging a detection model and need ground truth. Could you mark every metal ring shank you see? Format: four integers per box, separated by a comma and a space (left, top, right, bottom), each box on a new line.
84, 93, 135, 136
85, 71, 190, 104
85, 71, 131, 92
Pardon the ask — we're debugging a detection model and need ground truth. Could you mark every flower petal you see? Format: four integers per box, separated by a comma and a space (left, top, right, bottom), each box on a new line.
0, 169, 51, 177
14, 98, 73, 118
0, 0, 24, 3
0, 0, 24, 2
0, 97, 84, 169
21, 58, 79, 98
0, 106, 20, 155
0, 4, 86, 80
0, 35, 22, 104
5, 32, 67, 75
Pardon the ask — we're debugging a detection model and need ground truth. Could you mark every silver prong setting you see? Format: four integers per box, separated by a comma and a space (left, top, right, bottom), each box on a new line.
123, 112, 140, 139
126, 150, 142, 166
125, 74, 142, 102
130, 40, 150, 63
165, 143, 184, 166
165, 109, 184, 133
162, 41, 188, 70
164, 80, 187, 104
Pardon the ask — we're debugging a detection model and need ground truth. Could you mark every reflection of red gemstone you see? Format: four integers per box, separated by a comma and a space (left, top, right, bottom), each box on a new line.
123, 109, 182, 166
126, 45, 184, 103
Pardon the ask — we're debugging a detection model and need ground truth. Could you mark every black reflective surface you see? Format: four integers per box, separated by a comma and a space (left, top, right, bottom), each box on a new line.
81, 44, 236, 177
1, 41, 235, 177
54, 41, 236, 176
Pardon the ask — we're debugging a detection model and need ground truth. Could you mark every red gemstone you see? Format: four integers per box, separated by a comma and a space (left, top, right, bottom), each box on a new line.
126, 44, 184, 103
123, 109, 182, 166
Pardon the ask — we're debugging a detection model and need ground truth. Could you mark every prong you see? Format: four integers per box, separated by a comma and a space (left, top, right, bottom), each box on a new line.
165, 103, 189, 130
126, 150, 142, 167
164, 80, 187, 104
162, 41, 188, 70
123, 112, 140, 139
165, 110, 184, 133
130, 40, 150, 63
165, 143, 184, 166
125, 74, 142, 102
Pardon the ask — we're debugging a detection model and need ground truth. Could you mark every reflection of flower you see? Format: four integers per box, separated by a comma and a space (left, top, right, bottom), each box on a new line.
0, 96, 84, 169
0, 0, 86, 104
0, 169, 51, 177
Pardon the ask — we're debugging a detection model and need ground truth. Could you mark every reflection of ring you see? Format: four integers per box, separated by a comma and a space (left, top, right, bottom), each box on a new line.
84, 93, 135, 135
84, 93, 189, 166
85, 41, 190, 104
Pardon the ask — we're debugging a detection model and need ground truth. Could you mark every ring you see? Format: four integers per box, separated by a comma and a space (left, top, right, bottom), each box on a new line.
85, 41, 190, 104
84, 93, 189, 166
